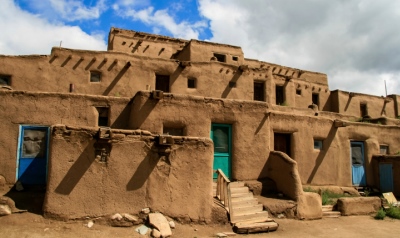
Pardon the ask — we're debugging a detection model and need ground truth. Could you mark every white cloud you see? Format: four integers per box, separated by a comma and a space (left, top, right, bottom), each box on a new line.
117, 6, 207, 39
0, 0, 107, 55
198, 0, 400, 95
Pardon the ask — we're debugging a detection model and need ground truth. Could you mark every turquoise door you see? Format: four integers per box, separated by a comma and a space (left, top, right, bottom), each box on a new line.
17, 125, 50, 185
351, 141, 366, 186
211, 124, 232, 179
379, 163, 393, 192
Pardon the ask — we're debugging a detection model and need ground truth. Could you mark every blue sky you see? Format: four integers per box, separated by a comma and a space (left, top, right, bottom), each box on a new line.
1, 0, 400, 96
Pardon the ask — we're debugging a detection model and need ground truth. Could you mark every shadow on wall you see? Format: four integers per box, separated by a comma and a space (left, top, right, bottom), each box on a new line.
103, 63, 131, 96
131, 93, 159, 129
306, 124, 338, 184
126, 145, 159, 191
111, 100, 133, 129
169, 65, 184, 87
55, 143, 95, 195
221, 70, 242, 98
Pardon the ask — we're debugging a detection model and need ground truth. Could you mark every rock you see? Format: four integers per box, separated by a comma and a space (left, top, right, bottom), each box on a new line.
111, 213, 123, 220
223, 231, 236, 236
15, 181, 24, 191
141, 207, 150, 214
148, 213, 172, 237
123, 213, 139, 222
87, 220, 94, 228
0, 204, 12, 216
151, 228, 161, 238
168, 220, 175, 229
216, 233, 227, 237
135, 225, 149, 235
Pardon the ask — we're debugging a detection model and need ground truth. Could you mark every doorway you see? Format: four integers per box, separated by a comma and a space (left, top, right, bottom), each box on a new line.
379, 163, 393, 192
274, 133, 291, 157
211, 124, 232, 179
350, 141, 366, 186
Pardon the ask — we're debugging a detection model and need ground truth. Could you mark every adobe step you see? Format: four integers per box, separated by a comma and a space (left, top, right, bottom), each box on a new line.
231, 194, 254, 202
231, 192, 253, 198
231, 186, 249, 194
232, 203, 263, 211
231, 198, 259, 207
229, 181, 245, 187
233, 221, 279, 234
231, 211, 270, 224
232, 204, 264, 216
322, 205, 334, 212
323, 211, 341, 218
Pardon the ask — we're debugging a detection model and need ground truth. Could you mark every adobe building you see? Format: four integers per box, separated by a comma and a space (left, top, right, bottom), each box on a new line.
0, 27, 399, 221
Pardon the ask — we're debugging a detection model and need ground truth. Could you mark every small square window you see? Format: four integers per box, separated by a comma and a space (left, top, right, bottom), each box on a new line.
163, 127, 185, 136
229, 81, 236, 88
232, 56, 238, 61
314, 139, 323, 150
296, 89, 302, 95
96, 107, 109, 127
90, 71, 101, 82
380, 145, 389, 155
0, 75, 11, 86
188, 78, 196, 88
213, 53, 226, 62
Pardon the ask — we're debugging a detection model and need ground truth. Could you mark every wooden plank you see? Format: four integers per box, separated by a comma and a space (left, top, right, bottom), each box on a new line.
233, 221, 278, 234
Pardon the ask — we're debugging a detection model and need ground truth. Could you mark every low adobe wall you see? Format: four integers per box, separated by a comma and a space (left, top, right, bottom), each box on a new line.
44, 125, 214, 222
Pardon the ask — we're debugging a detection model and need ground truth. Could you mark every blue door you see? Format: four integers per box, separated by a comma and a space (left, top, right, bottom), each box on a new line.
17, 126, 50, 185
379, 163, 393, 192
351, 141, 366, 186
211, 124, 232, 179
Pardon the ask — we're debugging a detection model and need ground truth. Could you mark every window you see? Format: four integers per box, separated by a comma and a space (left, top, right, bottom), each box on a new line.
187, 78, 196, 88
312, 93, 319, 106
296, 89, 302, 95
276, 85, 284, 105
0, 75, 11, 86
254, 81, 265, 101
314, 139, 323, 150
213, 53, 226, 62
232, 56, 238, 61
90, 71, 101, 82
360, 103, 367, 117
155, 74, 170, 92
163, 127, 184, 136
380, 145, 389, 155
96, 107, 109, 127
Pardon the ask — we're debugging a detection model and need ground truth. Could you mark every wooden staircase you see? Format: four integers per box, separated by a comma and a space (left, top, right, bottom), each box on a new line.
214, 170, 279, 234
322, 205, 341, 218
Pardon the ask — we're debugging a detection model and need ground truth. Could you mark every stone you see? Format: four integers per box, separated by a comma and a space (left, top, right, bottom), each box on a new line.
87, 220, 94, 228
216, 233, 227, 237
168, 220, 175, 229
141, 207, 150, 214
123, 213, 139, 222
223, 231, 236, 236
135, 225, 149, 235
0, 204, 12, 216
151, 228, 161, 238
111, 213, 123, 220
297, 192, 322, 220
148, 213, 172, 237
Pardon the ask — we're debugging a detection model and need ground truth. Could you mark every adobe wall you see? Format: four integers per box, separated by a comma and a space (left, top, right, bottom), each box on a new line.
129, 92, 400, 188
331, 90, 396, 118
0, 90, 131, 185
44, 125, 213, 221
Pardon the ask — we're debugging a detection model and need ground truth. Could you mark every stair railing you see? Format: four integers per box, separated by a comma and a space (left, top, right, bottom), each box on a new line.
215, 169, 233, 216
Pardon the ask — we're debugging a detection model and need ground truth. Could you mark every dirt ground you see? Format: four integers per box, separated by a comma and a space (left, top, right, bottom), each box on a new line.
1, 212, 400, 238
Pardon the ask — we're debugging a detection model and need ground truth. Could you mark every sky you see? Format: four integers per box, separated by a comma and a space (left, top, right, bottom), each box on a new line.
0, 0, 399, 96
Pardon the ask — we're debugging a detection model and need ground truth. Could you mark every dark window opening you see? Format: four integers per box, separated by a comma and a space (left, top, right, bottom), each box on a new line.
276, 86, 284, 105
274, 133, 291, 157
96, 107, 109, 127
232, 56, 238, 61
296, 89, 302, 95
90, 71, 101, 82
380, 145, 389, 155
188, 78, 196, 88
213, 53, 226, 62
163, 127, 184, 136
312, 93, 319, 106
254, 81, 265, 101
0, 75, 11, 86
360, 103, 367, 117
229, 81, 236, 88
314, 139, 323, 150
156, 74, 170, 92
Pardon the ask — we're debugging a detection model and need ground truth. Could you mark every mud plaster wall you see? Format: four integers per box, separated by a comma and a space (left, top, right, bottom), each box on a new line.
44, 126, 213, 221
0, 91, 131, 184
371, 156, 400, 196
332, 90, 396, 118
129, 92, 400, 187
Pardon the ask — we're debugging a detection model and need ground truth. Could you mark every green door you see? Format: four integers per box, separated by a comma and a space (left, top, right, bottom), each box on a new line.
211, 124, 232, 179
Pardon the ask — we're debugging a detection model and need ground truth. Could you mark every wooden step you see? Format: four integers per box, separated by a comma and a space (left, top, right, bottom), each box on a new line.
231, 192, 253, 198
232, 204, 264, 216
231, 198, 258, 206
323, 211, 341, 218
231, 186, 249, 194
322, 205, 334, 212
233, 221, 279, 234
231, 194, 254, 202
231, 211, 269, 224
229, 182, 245, 187
232, 203, 263, 211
